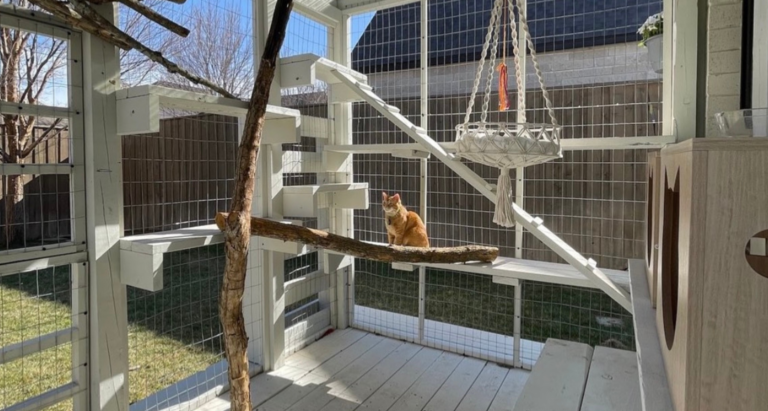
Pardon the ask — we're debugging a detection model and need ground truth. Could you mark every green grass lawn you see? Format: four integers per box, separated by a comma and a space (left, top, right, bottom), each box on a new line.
0, 244, 226, 410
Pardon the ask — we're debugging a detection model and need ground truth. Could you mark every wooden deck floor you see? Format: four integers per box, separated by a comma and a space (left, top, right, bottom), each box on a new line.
197, 328, 529, 411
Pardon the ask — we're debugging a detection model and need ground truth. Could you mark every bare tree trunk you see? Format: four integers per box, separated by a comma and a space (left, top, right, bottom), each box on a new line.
219, 1, 293, 410
215, 213, 500, 264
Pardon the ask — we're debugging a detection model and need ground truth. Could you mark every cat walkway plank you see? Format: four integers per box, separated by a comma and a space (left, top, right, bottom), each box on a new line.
418, 257, 630, 293
330, 68, 632, 313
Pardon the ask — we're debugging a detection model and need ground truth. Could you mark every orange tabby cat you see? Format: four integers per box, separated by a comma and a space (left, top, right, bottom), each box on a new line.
382, 192, 430, 247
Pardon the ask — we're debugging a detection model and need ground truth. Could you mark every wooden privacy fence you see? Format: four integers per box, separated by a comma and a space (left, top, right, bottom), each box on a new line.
0, 124, 71, 249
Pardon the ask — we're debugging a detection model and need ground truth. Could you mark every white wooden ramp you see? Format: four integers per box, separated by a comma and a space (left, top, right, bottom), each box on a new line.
330, 68, 632, 313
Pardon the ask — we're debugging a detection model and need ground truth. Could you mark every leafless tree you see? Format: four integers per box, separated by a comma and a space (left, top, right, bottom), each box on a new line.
118, 0, 187, 86
0, 0, 184, 244
160, 2, 254, 98
1, 0, 69, 244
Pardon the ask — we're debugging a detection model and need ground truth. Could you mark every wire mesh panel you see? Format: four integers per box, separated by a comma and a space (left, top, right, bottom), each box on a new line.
352, 8, 422, 244
353, 260, 420, 341
127, 244, 225, 410
424, 268, 516, 365
122, 113, 239, 237
519, 279, 635, 368
522, 149, 650, 269
0, 10, 87, 411
0, 264, 83, 411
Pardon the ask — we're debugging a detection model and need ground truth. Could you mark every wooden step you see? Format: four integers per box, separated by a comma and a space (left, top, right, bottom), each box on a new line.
580, 346, 641, 411
283, 183, 369, 218
279, 53, 367, 88
513, 339, 593, 411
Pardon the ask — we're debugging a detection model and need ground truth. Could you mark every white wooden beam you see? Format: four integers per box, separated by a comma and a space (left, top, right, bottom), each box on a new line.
664, 0, 698, 139
83, 3, 129, 410
0, 326, 78, 365
293, 0, 342, 26
335, 0, 416, 13
325, 136, 676, 155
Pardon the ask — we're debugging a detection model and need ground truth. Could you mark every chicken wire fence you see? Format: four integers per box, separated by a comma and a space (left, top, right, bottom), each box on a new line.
0, 264, 85, 411
352, 260, 633, 370
348, 0, 658, 364
122, 108, 239, 409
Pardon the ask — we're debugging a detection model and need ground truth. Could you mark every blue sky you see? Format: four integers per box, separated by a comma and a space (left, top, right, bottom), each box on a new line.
182, 0, 374, 57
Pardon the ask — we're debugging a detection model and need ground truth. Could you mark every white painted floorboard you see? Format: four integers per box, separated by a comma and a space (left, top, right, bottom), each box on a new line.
195, 330, 530, 411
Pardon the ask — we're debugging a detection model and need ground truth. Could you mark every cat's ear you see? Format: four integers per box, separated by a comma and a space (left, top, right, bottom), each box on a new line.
381, 192, 388, 201
392, 193, 400, 202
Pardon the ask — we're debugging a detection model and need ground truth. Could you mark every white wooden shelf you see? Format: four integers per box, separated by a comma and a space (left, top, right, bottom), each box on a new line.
115, 85, 310, 145
283, 183, 369, 218
120, 220, 310, 291
120, 224, 224, 292
628, 259, 674, 411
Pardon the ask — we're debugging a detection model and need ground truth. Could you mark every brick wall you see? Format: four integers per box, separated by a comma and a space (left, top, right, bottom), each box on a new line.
704, 0, 743, 136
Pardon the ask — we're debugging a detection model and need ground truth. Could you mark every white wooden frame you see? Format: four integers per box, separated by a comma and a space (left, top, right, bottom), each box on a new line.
0, 6, 91, 411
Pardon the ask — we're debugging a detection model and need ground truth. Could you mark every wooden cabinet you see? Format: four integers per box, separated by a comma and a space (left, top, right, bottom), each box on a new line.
655, 138, 768, 411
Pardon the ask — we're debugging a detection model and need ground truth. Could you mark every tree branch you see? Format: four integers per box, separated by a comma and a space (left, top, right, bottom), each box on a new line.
116, 0, 190, 38
215, 213, 499, 264
19, 37, 66, 105
29, 0, 235, 98
21, 118, 64, 158
0, 147, 11, 163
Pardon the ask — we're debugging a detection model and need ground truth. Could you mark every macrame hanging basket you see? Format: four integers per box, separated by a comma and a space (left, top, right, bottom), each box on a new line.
455, 0, 562, 227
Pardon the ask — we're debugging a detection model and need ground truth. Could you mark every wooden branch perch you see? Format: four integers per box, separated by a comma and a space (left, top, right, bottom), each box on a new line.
215, 213, 499, 264
117, 0, 190, 38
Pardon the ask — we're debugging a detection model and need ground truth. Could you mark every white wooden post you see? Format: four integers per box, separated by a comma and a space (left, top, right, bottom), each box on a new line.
83, 3, 129, 410
662, 0, 698, 139
512, 0, 528, 368
417, 0, 429, 344
331, 13, 354, 329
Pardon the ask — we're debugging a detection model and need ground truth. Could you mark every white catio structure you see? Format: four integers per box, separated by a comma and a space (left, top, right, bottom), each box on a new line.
0, 0, 723, 409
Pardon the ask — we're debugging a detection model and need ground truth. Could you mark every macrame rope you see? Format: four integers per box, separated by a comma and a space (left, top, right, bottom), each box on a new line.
508, 0, 525, 123
461, 0, 502, 127
493, 167, 515, 227
514, 0, 559, 130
